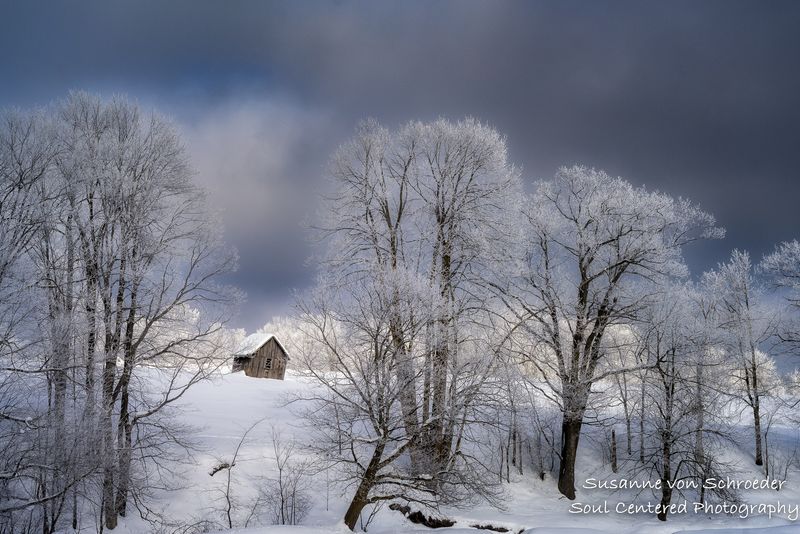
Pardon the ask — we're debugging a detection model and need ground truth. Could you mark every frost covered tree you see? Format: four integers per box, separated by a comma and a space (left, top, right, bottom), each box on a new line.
601, 325, 647, 458
610, 283, 734, 521
302, 117, 518, 528
404, 119, 520, 481
0, 107, 72, 533
495, 166, 723, 499
321, 119, 429, 476
642, 289, 695, 521
704, 249, 777, 466
54, 93, 238, 529
685, 279, 729, 502
761, 240, 800, 347
296, 272, 437, 531
634, 285, 729, 520
0, 92, 238, 533
318, 117, 520, 488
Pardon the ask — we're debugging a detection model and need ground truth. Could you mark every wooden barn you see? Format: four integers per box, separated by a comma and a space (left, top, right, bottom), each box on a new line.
232, 333, 289, 379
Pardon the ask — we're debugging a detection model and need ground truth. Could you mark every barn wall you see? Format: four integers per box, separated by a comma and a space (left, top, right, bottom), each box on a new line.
242, 338, 287, 379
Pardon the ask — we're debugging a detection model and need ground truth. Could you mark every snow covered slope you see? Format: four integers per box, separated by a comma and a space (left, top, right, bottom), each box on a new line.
114, 371, 800, 534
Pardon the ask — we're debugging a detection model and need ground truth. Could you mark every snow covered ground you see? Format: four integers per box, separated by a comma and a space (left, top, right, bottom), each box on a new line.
114, 371, 800, 534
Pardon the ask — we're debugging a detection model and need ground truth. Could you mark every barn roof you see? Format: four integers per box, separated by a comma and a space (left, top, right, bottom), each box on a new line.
233, 332, 289, 359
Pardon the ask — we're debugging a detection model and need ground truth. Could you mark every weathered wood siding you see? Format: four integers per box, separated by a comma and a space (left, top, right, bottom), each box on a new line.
240, 337, 288, 379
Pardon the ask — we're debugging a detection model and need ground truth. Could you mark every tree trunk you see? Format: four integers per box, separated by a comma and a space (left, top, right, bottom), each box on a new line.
79, 192, 99, 431
511, 418, 518, 468
114, 412, 132, 518
639, 377, 646, 463
657, 488, 672, 521
534, 434, 545, 480
101, 320, 119, 528
72, 485, 78, 530
557, 417, 582, 499
83, 269, 98, 425
391, 325, 424, 473
498, 443, 504, 482
694, 363, 705, 461
658, 350, 675, 522
658, 435, 672, 521
427, 236, 453, 481
101, 319, 119, 531
102, 458, 117, 530
505, 431, 511, 483
114, 281, 137, 518
753, 392, 763, 466
428, 345, 449, 478
343, 444, 385, 531
625, 417, 632, 456
694, 360, 707, 502
610, 429, 618, 473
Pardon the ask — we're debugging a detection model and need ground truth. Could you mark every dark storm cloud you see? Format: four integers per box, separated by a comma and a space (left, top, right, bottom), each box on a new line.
2, 1, 799, 329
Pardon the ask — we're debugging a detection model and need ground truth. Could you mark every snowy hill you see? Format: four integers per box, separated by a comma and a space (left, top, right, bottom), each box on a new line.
107, 371, 800, 534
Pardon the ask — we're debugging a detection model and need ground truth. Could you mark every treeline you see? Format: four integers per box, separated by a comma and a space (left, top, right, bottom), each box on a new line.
293, 118, 800, 528
0, 93, 237, 533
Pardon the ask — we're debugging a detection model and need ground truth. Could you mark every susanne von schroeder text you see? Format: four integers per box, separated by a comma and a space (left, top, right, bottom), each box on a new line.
582, 477, 787, 491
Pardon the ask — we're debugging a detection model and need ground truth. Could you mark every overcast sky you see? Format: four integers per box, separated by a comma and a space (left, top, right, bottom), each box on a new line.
2, 1, 799, 331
